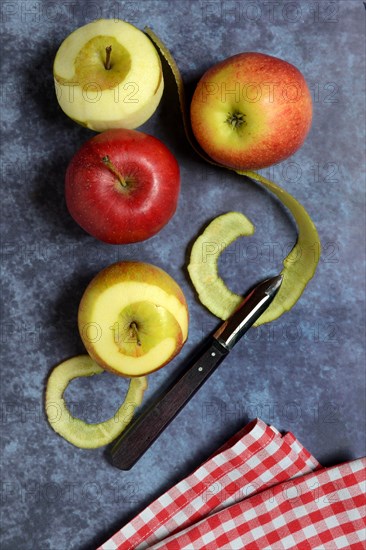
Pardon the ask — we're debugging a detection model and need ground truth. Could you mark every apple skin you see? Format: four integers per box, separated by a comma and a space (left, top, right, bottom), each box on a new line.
190, 52, 312, 170
78, 261, 189, 377
53, 19, 164, 131
65, 129, 180, 244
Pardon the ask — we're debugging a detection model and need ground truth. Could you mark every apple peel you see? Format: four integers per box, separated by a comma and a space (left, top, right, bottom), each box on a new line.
237, 171, 320, 325
188, 212, 254, 320
144, 27, 214, 165
145, 28, 321, 325
45, 355, 147, 449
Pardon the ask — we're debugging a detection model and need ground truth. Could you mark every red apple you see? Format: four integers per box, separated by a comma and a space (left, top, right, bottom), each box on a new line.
65, 129, 180, 244
190, 52, 312, 170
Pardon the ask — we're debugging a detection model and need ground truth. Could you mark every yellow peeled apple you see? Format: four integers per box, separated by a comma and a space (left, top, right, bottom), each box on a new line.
54, 19, 164, 131
78, 261, 189, 377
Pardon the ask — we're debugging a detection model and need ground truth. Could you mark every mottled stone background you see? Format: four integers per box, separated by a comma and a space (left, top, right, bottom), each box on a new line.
1, 1, 365, 549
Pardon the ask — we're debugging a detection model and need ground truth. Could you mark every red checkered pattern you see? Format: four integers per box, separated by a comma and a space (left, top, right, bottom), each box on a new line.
99, 419, 366, 550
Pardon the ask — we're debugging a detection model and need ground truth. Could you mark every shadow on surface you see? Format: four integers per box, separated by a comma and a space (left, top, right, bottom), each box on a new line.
44, 271, 93, 355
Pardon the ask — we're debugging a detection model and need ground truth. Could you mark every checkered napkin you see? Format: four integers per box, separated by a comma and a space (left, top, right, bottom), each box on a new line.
99, 419, 366, 549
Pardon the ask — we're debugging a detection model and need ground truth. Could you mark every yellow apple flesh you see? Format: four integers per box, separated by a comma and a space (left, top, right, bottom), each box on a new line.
54, 19, 164, 131
78, 262, 189, 377
190, 52, 312, 170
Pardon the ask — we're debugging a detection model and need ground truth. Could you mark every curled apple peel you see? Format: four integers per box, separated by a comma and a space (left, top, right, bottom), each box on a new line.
145, 28, 321, 325
236, 170, 320, 325
45, 355, 147, 449
188, 212, 254, 320
188, 191, 320, 325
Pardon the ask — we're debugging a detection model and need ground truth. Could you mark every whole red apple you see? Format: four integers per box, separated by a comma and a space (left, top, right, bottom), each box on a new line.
190, 52, 312, 170
65, 129, 180, 244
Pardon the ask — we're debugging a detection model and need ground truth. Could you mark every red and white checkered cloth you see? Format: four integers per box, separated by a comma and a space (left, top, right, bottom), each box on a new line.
99, 418, 366, 549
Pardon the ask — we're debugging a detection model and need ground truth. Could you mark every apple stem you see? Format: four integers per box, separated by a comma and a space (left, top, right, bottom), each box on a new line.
105, 45, 112, 70
102, 156, 127, 188
129, 322, 142, 346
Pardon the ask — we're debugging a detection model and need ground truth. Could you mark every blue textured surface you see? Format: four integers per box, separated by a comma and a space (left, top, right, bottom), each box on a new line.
1, 1, 365, 549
